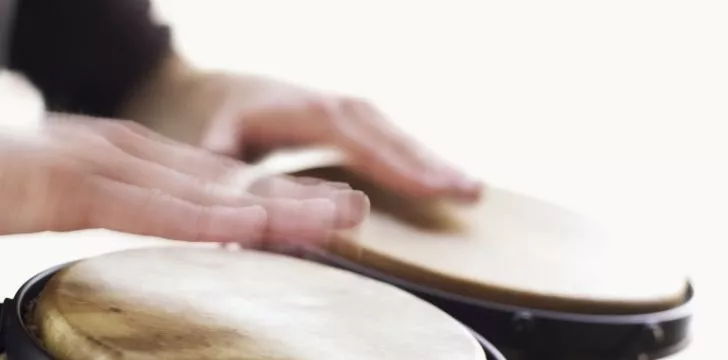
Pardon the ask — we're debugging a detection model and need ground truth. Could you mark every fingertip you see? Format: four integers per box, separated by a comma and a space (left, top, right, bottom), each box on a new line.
425, 164, 484, 203
402, 172, 486, 204
450, 176, 485, 203
332, 190, 370, 228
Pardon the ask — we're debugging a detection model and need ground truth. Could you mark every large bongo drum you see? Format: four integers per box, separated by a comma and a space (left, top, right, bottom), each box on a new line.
253, 148, 694, 360
0, 247, 504, 359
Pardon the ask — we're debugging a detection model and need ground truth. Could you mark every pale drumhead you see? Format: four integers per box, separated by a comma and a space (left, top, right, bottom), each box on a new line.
33, 247, 485, 360
327, 185, 689, 314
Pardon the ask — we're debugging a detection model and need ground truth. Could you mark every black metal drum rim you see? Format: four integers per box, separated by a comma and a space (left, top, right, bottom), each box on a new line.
1, 260, 505, 360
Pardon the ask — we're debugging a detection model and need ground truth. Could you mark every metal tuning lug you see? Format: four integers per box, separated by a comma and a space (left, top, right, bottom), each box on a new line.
0, 298, 7, 353
620, 323, 665, 360
510, 311, 539, 357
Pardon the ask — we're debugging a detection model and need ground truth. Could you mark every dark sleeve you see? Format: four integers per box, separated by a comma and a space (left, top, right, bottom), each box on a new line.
8, 0, 173, 118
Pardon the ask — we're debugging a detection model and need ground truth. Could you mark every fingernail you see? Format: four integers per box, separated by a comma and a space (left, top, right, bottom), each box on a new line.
423, 164, 456, 189
453, 176, 484, 200
331, 190, 370, 228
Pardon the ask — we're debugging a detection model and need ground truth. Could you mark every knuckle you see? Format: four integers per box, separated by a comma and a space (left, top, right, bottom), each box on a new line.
304, 97, 348, 131
304, 97, 335, 118
311, 96, 375, 132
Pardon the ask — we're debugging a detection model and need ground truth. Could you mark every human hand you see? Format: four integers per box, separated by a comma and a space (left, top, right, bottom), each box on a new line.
0, 115, 368, 245
121, 59, 483, 202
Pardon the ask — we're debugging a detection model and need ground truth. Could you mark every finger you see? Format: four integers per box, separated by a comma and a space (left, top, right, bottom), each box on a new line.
289, 176, 351, 190
85, 176, 267, 244
235, 99, 445, 199
340, 100, 483, 201
93, 145, 252, 208
261, 197, 337, 244
320, 103, 445, 198
85, 120, 361, 207
84, 175, 363, 246
247, 175, 349, 199
259, 185, 369, 231
218, 196, 342, 248
347, 101, 438, 173
48, 116, 369, 244
243, 173, 367, 231
97, 148, 365, 242
83, 120, 243, 182
230, 174, 366, 234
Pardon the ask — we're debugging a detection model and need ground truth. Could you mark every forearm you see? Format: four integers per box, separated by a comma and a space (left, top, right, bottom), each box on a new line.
8, 0, 172, 118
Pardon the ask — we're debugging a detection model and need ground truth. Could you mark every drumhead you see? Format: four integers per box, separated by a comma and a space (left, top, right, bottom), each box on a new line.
300, 168, 689, 315
31, 247, 486, 360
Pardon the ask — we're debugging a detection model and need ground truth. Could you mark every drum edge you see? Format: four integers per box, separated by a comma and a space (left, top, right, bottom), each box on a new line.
0, 260, 506, 360
299, 246, 693, 360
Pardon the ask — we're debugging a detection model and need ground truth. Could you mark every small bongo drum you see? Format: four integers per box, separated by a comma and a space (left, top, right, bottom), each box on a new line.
0, 247, 504, 359
251, 148, 693, 360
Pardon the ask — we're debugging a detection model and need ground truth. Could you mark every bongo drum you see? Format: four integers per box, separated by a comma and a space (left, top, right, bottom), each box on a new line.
246, 148, 694, 360
0, 247, 504, 359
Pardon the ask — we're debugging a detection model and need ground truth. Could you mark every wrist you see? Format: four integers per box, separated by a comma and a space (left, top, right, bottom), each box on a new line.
117, 53, 213, 144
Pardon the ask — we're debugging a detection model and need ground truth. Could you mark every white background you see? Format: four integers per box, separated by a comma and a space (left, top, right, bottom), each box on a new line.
1, 1, 726, 358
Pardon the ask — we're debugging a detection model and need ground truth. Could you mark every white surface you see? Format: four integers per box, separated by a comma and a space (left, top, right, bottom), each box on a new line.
0, 71, 44, 134
1, 1, 726, 358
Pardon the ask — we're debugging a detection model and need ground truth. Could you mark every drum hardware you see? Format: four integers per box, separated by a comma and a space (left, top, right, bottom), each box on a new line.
505, 313, 670, 360
298, 245, 693, 360
616, 323, 671, 360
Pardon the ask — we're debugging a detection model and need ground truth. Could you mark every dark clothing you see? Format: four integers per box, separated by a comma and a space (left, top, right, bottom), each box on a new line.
0, 0, 16, 68
1, 0, 172, 118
